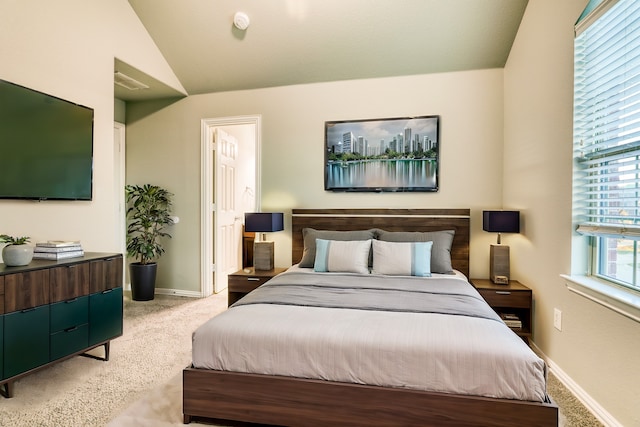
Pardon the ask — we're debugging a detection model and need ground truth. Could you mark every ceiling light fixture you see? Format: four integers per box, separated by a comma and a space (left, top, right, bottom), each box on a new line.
233, 12, 250, 30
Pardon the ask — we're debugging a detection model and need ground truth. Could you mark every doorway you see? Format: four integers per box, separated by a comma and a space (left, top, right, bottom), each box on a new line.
201, 116, 260, 296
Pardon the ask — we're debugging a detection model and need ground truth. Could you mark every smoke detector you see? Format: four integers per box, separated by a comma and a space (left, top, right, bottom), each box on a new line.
233, 12, 250, 30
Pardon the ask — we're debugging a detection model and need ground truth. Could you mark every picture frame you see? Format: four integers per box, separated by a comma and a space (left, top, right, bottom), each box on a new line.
324, 115, 439, 192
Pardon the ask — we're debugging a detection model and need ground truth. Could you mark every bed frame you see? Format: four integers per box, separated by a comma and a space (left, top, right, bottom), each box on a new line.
183, 208, 558, 426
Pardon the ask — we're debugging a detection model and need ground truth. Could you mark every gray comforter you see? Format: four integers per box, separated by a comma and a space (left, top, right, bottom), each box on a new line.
192, 267, 548, 402
234, 271, 502, 322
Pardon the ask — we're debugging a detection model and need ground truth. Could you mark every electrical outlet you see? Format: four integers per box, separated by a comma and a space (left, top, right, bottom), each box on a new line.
554, 308, 562, 331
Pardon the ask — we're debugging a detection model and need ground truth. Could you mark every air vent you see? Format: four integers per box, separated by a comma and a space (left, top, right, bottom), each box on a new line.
114, 71, 149, 90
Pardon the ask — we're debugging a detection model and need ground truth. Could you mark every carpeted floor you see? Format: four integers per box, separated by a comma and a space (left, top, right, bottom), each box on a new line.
0, 291, 225, 427
0, 291, 604, 427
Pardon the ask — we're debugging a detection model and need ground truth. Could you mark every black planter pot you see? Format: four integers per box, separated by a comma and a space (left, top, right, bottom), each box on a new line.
129, 262, 157, 301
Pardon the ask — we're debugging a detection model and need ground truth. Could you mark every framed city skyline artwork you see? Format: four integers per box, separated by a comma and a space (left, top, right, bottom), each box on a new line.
324, 115, 439, 192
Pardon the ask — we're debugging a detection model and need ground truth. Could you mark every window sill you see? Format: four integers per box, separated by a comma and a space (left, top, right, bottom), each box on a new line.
561, 274, 640, 323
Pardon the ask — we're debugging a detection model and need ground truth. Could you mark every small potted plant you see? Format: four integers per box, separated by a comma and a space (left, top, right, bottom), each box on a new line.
0, 234, 34, 266
125, 184, 174, 301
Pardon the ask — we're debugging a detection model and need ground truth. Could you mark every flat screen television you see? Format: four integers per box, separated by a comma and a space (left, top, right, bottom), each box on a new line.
0, 78, 94, 201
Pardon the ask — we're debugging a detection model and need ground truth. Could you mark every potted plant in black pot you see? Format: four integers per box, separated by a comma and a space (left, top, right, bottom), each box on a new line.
125, 184, 174, 301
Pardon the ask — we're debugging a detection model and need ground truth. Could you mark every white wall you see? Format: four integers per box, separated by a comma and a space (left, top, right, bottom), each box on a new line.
0, 0, 182, 257
126, 69, 506, 293
505, 1, 640, 425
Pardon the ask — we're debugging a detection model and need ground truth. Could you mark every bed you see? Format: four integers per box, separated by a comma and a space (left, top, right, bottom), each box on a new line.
183, 208, 558, 426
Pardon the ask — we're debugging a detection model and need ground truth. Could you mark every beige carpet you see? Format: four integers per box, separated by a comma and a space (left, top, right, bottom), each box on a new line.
0, 291, 603, 427
0, 292, 226, 427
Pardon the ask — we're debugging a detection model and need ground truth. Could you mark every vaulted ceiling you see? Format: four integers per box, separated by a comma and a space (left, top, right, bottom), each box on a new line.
116, 0, 528, 101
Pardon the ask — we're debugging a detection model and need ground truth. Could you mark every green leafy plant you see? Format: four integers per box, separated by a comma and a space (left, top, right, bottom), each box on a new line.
125, 184, 174, 265
0, 234, 30, 245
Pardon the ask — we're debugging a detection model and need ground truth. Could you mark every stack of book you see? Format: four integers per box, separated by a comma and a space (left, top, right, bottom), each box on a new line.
500, 313, 522, 329
33, 240, 84, 260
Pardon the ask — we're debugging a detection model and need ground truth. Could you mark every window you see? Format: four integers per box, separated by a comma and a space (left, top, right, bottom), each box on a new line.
573, 0, 640, 293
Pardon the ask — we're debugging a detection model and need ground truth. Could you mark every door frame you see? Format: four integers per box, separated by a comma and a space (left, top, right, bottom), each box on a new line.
114, 122, 127, 286
201, 115, 261, 296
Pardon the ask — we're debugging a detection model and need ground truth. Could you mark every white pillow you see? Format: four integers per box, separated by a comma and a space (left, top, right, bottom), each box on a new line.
314, 239, 371, 274
372, 240, 433, 277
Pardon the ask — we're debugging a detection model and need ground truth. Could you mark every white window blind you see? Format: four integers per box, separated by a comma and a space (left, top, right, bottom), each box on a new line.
574, 0, 640, 239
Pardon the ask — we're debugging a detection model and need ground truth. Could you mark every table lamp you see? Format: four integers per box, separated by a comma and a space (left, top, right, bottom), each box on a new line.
482, 210, 520, 284
244, 212, 284, 270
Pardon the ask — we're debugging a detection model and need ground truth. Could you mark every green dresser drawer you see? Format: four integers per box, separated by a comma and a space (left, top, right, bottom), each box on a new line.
89, 287, 123, 346
50, 296, 89, 333
50, 323, 89, 361
4, 305, 50, 378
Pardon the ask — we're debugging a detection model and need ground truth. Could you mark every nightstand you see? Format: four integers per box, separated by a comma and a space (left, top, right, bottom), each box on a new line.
227, 267, 288, 307
471, 278, 532, 344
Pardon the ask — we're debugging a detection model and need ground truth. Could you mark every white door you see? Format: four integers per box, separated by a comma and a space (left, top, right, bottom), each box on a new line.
213, 128, 241, 293
201, 115, 261, 297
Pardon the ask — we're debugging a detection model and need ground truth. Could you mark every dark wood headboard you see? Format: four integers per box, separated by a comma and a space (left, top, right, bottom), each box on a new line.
291, 208, 470, 278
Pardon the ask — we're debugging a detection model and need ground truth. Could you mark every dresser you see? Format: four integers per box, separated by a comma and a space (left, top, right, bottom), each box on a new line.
0, 252, 123, 398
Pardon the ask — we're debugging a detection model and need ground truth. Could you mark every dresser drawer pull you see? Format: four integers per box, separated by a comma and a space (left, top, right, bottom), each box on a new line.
247, 278, 261, 281
21, 307, 36, 313
65, 326, 78, 333
495, 291, 511, 295
102, 289, 113, 294
65, 298, 78, 303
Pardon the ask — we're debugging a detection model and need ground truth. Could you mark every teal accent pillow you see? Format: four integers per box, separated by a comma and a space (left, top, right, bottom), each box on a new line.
372, 240, 433, 277
299, 228, 377, 268
375, 229, 454, 274
314, 239, 371, 274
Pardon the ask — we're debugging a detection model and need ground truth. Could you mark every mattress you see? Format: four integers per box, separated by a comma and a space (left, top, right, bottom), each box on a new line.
192, 266, 548, 402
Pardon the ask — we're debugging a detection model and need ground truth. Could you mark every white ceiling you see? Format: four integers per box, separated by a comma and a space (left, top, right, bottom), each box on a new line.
116, 0, 528, 101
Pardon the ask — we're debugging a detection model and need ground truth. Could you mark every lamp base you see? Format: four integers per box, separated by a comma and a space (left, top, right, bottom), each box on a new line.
489, 244, 510, 284
254, 241, 275, 271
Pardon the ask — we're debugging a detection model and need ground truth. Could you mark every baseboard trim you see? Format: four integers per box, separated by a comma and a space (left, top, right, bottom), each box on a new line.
154, 288, 203, 298
123, 282, 206, 298
531, 341, 622, 427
